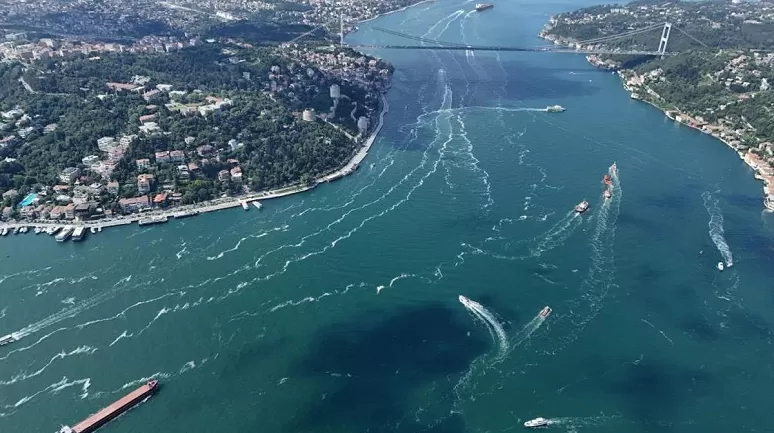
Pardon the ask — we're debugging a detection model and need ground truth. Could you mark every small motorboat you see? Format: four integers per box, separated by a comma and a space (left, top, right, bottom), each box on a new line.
602, 174, 612, 185
604, 188, 612, 199
539, 306, 551, 318
524, 417, 550, 428
717, 262, 724, 271
90, 226, 97, 234
575, 200, 589, 213
610, 162, 617, 175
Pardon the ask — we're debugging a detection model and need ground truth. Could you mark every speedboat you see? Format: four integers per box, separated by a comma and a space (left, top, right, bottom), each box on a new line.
575, 200, 589, 213
602, 174, 612, 185
524, 417, 550, 428
604, 188, 612, 199
539, 306, 551, 318
610, 162, 617, 175
90, 226, 97, 234
717, 262, 724, 271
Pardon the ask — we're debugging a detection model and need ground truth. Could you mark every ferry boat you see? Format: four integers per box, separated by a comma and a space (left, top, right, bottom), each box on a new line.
539, 306, 551, 318
241, 201, 249, 210
604, 188, 612, 199
252, 201, 263, 210
138, 215, 168, 226
55, 227, 74, 242
575, 200, 589, 213
475, 3, 494, 11
546, 105, 566, 113
0, 332, 20, 346
717, 262, 724, 271
71, 226, 86, 241
524, 417, 550, 428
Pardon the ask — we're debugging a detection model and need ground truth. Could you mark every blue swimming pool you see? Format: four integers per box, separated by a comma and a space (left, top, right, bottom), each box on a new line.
18, 193, 37, 207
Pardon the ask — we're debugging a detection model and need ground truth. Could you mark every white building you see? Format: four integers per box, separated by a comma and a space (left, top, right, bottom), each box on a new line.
302, 108, 316, 122
330, 84, 341, 99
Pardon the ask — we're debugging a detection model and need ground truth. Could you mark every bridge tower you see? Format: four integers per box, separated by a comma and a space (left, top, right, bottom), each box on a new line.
657, 22, 672, 56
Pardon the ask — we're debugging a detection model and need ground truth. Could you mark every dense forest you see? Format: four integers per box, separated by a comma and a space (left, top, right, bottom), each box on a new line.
0, 42, 369, 210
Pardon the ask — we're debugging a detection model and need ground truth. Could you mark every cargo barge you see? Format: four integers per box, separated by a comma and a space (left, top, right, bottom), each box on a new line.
59, 380, 158, 433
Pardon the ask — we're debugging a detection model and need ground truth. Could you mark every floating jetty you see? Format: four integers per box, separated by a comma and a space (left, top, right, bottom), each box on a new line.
59, 380, 159, 433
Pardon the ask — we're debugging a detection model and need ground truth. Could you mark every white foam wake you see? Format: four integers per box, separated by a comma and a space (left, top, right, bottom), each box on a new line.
701, 191, 733, 267
458, 295, 509, 359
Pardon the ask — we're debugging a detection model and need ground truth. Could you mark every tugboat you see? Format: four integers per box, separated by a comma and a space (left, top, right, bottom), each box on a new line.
524, 417, 550, 428
575, 200, 589, 213
539, 306, 551, 318
475, 3, 494, 11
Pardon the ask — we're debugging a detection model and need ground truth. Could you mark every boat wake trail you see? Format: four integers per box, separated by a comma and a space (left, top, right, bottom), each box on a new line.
508, 311, 548, 351
458, 295, 509, 359
13, 275, 135, 339
530, 211, 583, 257
701, 191, 733, 267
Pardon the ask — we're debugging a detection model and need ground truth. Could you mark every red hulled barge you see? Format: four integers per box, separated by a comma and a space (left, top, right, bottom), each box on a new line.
59, 380, 159, 433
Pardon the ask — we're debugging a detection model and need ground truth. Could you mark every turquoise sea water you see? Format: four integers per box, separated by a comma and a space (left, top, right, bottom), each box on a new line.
2, 1, 774, 432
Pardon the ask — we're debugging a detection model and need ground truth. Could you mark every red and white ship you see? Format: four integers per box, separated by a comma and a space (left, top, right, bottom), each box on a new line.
539, 306, 551, 318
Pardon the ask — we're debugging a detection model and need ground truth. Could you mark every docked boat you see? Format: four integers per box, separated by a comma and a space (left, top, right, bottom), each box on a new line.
475, 3, 493, 11
55, 227, 74, 242
47, 226, 61, 235
604, 188, 612, 199
12, 227, 19, 234
524, 417, 550, 428
765, 195, 774, 211
241, 201, 249, 210
575, 200, 589, 213
252, 201, 263, 210
34, 226, 42, 234
546, 105, 565, 113
0, 332, 20, 346
539, 306, 551, 318
90, 226, 97, 234
138, 215, 168, 226
59, 380, 159, 433
717, 262, 724, 271
1, 227, 7, 236
19, 226, 28, 234
71, 226, 86, 241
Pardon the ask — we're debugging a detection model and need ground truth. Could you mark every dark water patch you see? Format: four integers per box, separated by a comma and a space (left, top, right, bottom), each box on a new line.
473, 293, 521, 330
680, 316, 720, 342
218, 337, 288, 380
605, 361, 714, 425
724, 193, 767, 211
289, 304, 487, 433
616, 211, 666, 233
725, 310, 773, 341
639, 193, 692, 212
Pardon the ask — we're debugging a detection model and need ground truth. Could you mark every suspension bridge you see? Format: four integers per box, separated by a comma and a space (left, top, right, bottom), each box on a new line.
288, 15, 709, 56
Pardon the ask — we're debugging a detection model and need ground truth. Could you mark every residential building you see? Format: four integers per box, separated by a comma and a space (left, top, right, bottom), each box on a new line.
177, 165, 190, 178
155, 151, 170, 163
64, 203, 75, 219
118, 196, 150, 213
139, 113, 157, 123
170, 150, 185, 163
97, 136, 116, 151
59, 167, 80, 183
197, 144, 215, 157
136, 158, 150, 170
137, 174, 155, 194
153, 192, 168, 206
230, 166, 243, 182
74, 203, 91, 218
107, 180, 120, 195
218, 169, 231, 182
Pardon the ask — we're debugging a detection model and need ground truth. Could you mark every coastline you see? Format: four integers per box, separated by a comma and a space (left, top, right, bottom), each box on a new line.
536, 25, 773, 210
0, 94, 390, 233
355, 0, 434, 25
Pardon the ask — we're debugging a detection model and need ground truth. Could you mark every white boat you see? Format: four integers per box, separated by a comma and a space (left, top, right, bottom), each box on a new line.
0, 332, 20, 346
524, 417, 550, 428
539, 306, 551, 318
546, 105, 565, 113
47, 226, 61, 235
717, 262, 724, 271
19, 226, 28, 233
575, 200, 589, 213
241, 201, 249, 210
71, 226, 86, 241
252, 201, 263, 210
765, 196, 774, 211
90, 226, 97, 234
34, 227, 42, 234
1, 227, 7, 236
97, 226, 103, 232
55, 227, 74, 242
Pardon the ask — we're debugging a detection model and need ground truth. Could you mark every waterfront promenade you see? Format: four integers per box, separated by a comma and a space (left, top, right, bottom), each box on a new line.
0, 95, 389, 233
